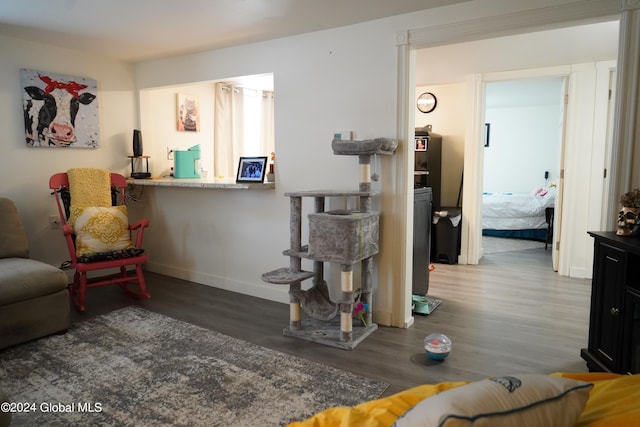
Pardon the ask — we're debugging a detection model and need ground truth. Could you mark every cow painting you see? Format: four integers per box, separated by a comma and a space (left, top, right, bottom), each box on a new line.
21, 69, 99, 148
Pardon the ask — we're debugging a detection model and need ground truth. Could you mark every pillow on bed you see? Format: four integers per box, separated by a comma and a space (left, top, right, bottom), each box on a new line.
530, 186, 543, 196
70, 205, 133, 257
393, 374, 592, 427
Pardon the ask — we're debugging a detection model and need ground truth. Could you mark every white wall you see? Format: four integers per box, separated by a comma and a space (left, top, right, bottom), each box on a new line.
483, 78, 564, 193
558, 61, 617, 278
416, 20, 620, 85
140, 82, 216, 178
414, 83, 465, 207
0, 35, 136, 267
484, 104, 560, 193
133, 24, 404, 317
414, 78, 564, 204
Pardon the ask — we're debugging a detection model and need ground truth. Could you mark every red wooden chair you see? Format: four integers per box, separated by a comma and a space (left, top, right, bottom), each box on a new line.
49, 172, 150, 312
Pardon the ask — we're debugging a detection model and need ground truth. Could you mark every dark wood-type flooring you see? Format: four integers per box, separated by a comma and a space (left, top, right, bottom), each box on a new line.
72, 244, 591, 397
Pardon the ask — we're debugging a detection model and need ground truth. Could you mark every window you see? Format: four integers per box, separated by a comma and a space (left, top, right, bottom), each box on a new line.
213, 76, 274, 179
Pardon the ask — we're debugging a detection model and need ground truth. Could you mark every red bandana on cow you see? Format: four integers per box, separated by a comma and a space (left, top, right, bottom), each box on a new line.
39, 75, 88, 98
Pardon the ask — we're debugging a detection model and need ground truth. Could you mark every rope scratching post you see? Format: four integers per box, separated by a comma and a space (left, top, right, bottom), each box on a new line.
262, 137, 397, 349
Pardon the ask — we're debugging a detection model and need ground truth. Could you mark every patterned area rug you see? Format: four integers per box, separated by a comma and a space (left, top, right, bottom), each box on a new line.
0, 307, 388, 426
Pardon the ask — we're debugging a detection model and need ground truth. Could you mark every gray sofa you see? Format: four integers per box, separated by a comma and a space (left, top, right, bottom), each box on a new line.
0, 197, 70, 350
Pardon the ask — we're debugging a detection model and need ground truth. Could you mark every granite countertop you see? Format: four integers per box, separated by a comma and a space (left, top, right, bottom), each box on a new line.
126, 176, 275, 190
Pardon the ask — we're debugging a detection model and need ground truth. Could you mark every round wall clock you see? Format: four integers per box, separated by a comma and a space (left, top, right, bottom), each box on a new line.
417, 92, 437, 113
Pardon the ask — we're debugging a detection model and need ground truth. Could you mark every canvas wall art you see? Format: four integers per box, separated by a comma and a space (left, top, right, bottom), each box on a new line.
176, 93, 200, 132
21, 69, 99, 148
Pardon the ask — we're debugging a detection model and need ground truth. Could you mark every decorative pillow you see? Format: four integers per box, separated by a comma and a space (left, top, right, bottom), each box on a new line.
70, 206, 133, 257
394, 374, 593, 427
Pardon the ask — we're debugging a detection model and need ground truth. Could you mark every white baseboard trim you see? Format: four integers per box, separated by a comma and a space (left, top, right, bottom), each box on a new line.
569, 267, 587, 279
373, 309, 394, 327
145, 262, 401, 327
145, 262, 290, 305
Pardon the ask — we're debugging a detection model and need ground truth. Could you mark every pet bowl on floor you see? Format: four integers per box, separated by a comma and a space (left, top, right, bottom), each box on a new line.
412, 295, 441, 315
424, 333, 451, 360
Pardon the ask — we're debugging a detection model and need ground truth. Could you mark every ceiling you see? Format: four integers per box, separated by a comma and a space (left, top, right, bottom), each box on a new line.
0, 0, 467, 62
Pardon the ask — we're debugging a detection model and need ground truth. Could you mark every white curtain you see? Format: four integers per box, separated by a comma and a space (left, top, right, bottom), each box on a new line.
260, 90, 275, 161
213, 83, 275, 180
213, 83, 244, 180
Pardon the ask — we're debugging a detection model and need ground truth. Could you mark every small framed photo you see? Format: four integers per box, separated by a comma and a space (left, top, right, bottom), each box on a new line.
484, 123, 491, 147
176, 93, 200, 132
236, 156, 268, 183
415, 137, 428, 151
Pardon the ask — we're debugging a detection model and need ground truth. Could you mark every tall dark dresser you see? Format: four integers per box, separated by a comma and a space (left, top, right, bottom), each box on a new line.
582, 231, 640, 374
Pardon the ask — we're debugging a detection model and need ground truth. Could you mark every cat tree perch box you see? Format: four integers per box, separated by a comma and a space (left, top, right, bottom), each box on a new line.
307, 210, 379, 264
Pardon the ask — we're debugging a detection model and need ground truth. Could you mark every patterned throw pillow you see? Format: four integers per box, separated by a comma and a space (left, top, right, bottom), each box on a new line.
70, 206, 133, 257
394, 374, 593, 427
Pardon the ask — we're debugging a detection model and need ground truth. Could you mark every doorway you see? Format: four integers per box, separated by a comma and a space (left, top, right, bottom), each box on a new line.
412, 20, 618, 272
392, 16, 619, 327
481, 76, 565, 264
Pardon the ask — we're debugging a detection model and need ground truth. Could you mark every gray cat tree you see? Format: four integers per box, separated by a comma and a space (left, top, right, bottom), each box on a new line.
262, 137, 397, 350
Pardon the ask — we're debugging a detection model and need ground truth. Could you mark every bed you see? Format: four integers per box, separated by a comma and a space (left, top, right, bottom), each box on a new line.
287, 372, 639, 427
482, 187, 556, 241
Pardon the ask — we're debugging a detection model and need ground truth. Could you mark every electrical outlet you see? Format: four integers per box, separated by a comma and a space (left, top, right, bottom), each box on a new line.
49, 215, 61, 228
167, 146, 178, 160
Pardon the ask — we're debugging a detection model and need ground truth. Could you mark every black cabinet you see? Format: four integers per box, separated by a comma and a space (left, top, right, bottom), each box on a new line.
414, 129, 442, 210
582, 231, 640, 374
412, 187, 432, 295
586, 240, 625, 371
624, 288, 640, 373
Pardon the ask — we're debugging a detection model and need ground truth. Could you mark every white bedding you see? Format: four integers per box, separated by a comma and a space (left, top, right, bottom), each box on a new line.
482, 188, 555, 230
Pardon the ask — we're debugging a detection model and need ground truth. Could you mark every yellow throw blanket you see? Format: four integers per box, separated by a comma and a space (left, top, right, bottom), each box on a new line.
67, 168, 112, 207
287, 373, 640, 427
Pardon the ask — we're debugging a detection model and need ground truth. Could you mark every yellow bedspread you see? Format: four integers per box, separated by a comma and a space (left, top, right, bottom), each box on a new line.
287, 373, 639, 427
